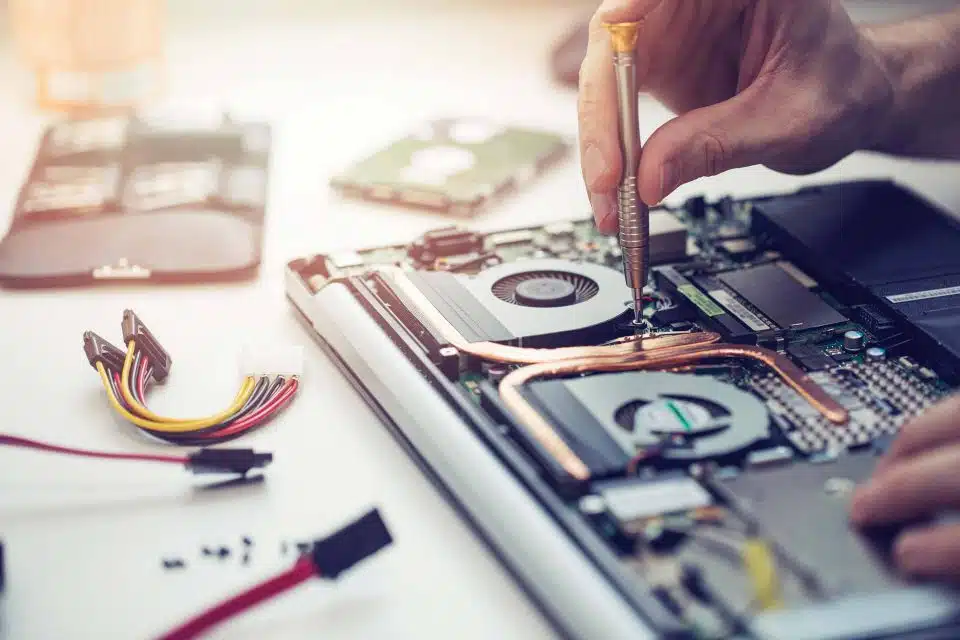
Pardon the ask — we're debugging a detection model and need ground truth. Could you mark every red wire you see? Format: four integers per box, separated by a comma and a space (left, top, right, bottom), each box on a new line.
0, 434, 187, 465
233, 379, 298, 427
138, 356, 149, 398
157, 555, 318, 640
208, 379, 298, 438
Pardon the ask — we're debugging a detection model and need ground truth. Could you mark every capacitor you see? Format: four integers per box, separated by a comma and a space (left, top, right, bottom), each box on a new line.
843, 330, 866, 352
865, 346, 886, 362
482, 363, 509, 384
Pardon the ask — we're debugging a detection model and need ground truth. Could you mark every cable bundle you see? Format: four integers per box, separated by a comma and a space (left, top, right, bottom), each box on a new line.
84, 310, 301, 446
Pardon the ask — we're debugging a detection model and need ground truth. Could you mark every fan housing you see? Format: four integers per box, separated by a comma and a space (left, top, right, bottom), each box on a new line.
491, 270, 599, 308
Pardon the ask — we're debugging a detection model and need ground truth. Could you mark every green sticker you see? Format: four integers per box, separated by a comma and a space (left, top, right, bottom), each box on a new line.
678, 284, 725, 317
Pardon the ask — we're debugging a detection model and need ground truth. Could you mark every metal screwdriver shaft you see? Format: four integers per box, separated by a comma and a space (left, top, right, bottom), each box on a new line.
603, 22, 649, 326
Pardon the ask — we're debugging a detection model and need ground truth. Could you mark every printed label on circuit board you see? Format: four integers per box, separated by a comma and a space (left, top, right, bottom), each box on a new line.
708, 289, 770, 332
886, 285, 960, 304
677, 284, 725, 317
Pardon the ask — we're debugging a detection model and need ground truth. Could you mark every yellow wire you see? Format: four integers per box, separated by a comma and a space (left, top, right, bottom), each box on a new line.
119, 340, 253, 425
98, 362, 256, 433
742, 538, 783, 611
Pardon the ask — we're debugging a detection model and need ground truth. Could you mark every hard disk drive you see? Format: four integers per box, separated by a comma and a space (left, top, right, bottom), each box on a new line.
330, 119, 568, 217
287, 181, 960, 640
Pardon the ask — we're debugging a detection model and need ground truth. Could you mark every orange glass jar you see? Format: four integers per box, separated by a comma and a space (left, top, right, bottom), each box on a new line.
9, 0, 165, 113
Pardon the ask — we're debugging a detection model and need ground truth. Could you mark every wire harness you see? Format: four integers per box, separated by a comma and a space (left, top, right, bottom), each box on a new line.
157, 508, 393, 640
83, 310, 302, 446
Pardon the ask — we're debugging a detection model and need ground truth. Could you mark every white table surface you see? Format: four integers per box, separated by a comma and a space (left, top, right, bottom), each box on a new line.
1, 1, 959, 639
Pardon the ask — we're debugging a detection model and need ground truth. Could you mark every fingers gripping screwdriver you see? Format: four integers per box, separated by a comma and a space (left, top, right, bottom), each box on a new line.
603, 21, 649, 326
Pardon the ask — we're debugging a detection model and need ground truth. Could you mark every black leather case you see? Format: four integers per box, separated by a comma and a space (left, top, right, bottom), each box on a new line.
0, 114, 270, 289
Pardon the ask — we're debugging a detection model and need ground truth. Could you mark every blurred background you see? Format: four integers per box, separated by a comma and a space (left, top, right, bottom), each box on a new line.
0, 0, 958, 263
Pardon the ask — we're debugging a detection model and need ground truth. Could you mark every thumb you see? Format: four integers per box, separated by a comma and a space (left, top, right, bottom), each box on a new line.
638, 86, 789, 205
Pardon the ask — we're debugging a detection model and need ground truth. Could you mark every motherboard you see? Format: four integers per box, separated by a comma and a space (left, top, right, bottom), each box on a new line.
287, 181, 960, 639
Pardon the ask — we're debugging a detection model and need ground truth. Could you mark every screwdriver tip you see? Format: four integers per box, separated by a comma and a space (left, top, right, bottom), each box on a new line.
632, 290, 645, 325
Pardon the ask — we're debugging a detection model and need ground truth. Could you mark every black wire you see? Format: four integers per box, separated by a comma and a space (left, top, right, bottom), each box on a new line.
130, 351, 144, 404
228, 376, 274, 421
108, 370, 132, 412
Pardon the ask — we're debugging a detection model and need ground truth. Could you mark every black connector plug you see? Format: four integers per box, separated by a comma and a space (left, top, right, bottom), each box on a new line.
186, 449, 273, 475
311, 509, 393, 579
121, 309, 172, 381
82, 331, 127, 373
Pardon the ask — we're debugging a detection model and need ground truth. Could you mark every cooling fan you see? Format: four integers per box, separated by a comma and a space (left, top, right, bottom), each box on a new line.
491, 270, 599, 308
526, 372, 772, 475
403, 259, 631, 345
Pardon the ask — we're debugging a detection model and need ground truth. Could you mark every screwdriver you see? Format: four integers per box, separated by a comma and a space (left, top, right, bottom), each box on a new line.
602, 21, 649, 326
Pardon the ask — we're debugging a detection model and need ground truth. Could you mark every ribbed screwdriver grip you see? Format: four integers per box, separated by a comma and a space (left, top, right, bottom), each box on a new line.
617, 176, 649, 289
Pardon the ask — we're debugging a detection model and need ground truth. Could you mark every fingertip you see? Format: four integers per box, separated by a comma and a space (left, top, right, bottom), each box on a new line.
872, 456, 893, 476
597, 215, 619, 236
638, 124, 687, 205
638, 161, 683, 206
894, 531, 928, 575
582, 144, 619, 193
590, 191, 618, 235
637, 171, 662, 207
637, 148, 666, 206
849, 487, 875, 526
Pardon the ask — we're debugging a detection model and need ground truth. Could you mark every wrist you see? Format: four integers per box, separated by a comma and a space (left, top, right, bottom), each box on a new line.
861, 13, 960, 157
860, 24, 911, 155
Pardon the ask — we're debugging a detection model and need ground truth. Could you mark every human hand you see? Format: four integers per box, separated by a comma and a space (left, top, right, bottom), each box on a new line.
851, 394, 960, 580
577, 0, 895, 233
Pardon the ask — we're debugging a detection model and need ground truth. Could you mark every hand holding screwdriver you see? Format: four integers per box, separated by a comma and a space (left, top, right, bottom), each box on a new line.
577, 0, 897, 234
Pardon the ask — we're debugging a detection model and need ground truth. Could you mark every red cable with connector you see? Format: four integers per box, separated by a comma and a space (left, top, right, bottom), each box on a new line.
158, 556, 317, 640
0, 433, 273, 477
155, 508, 393, 640
0, 434, 187, 465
